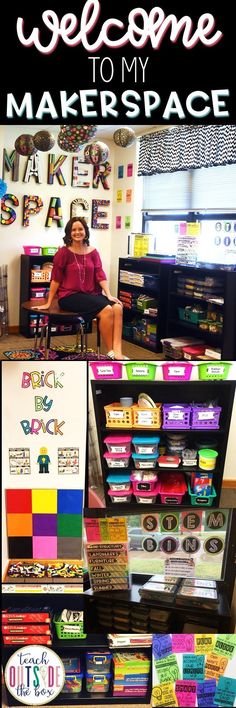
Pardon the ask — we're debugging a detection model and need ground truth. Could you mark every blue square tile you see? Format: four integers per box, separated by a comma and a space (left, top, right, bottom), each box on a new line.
58, 489, 83, 514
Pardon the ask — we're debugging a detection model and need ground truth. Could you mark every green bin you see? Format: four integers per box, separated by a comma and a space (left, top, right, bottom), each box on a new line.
124, 362, 157, 380
42, 246, 58, 256
188, 481, 217, 506
198, 362, 231, 380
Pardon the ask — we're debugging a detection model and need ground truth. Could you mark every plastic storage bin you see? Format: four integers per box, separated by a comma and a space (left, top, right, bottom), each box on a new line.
90, 362, 123, 379
162, 404, 192, 429
23, 245, 42, 255
86, 672, 111, 693
198, 362, 232, 380
188, 481, 217, 506
30, 287, 48, 299
124, 362, 157, 380
31, 269, 51, 282
62, 673, 83, 693
134, 486, 159, 503
161, 362, 194, 381
42, 246, 58, 255
158, 455, 181, 468
104, 435, 132, 453
158, 472, 187, 504
191, 406, 222, 429
132, 436, 160, 454
131, 471, 157, 492
107, 474, 131, 491
132, 404, 162, 429
53, 614, 86, 639
103, 452, 131, 468
86, 652, 112, 673
104, 403, 133, 428
131, 453, 159, 469
108, 489, 132, 503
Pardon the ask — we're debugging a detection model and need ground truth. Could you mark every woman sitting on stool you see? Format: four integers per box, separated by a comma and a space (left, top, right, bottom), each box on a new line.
36, 216, 128, 360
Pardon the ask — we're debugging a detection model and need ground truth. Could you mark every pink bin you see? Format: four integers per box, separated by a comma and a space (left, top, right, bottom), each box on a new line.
161, 362, 193, 381
134, 486, 159, 504
158, 472, 187, 504
23, 245, 42, 255
90, 362, 123, 379
104, 436, 132, 453
108, 489, 133, 503
131, 471, 157, 493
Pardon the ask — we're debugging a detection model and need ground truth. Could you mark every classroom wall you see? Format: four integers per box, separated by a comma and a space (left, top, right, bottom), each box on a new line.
0, 125, 117, 326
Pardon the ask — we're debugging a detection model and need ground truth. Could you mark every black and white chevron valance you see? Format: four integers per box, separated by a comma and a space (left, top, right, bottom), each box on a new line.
138, 125, 236, 175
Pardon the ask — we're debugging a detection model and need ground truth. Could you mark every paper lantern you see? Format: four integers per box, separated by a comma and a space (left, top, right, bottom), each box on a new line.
113, 128, 136, 147
57, 125, 97, 152
84, 141, 109, 165
33, 130, 55, 151
15, 135, 37, 156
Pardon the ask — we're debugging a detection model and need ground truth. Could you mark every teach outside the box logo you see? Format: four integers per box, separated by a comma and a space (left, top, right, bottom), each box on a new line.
4, 645, 65, 705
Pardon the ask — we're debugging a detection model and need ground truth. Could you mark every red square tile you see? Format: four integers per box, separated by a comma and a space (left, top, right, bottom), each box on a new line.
6, 489, 32, 513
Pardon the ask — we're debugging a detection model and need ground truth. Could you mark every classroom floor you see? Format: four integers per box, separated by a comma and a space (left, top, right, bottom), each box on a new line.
0, 330, 160, 360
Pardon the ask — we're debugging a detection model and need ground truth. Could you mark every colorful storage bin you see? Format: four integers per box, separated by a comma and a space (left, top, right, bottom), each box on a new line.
53, 614, 85, 639
62, 673, 83, 693
191, 406, 222, 429
23, 245, 42, 255
30, 287, 48, 299
107, 474, 131, 491
108, 489, 133, 503
86, 651, 112, 673
86, 672, 111, 693
103, 452, 131, 468
42, 246, 58, 255
104, 435, 132, 453
132, 436, 160, 454
198, 448, 218, 470
158, 472, 187, 504
161, 362, 194, 381
134, 487, 159, 504
124, 362, 157, 380
90, 362, 123, 379
162, 404, 192, 429
198, 362, 232, 380
105, 403, 133, 428
31, 269, 51, 282
131, 471, 157, 492
132, 404, 162, 429
131, 453, 159, 469
158, 455, 181, 468
188, 481, 217, 506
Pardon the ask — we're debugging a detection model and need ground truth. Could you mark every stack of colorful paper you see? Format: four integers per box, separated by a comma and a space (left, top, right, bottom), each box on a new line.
113, 651, 151, 697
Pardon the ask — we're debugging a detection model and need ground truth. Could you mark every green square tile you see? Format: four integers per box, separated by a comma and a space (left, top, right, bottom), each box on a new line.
57, 514, 82, 537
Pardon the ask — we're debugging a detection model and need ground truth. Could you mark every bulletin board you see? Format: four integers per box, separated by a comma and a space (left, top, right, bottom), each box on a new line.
138, 510, 231, 580
152, 633, 236, 706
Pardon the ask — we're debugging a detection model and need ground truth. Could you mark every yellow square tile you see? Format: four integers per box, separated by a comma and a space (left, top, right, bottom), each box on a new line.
32, 489, 57, 514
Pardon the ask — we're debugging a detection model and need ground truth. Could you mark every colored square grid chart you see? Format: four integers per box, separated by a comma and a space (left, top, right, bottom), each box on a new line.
8, 537, 33, 559
58, 489, 83, 514
32, 489, 57, 514
57, 537, 82, 559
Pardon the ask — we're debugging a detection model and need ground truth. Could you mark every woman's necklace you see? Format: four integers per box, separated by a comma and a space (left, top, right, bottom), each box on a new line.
72, 250, 86, 285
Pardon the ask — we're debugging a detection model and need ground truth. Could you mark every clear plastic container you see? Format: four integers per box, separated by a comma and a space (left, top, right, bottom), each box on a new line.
108, 489, 133, 503
134, 487, 159, 504
158, 455, 181, 468
158, 472, 187, 504
103, 452, 131, 468
132, 436, 160, 454
62, 673, 83, 693
107, 474, 131, 491
86, 672, 111, 693
86, 652, 112, 673
131, 453, 159, 469
131, 471, 157, 493
104, 436, 132, 454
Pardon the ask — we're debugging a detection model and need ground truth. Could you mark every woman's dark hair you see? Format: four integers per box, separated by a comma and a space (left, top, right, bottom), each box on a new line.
63, 216, 90, 246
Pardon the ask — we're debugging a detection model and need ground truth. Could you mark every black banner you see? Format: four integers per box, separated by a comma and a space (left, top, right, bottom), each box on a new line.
1, 1, 235, 123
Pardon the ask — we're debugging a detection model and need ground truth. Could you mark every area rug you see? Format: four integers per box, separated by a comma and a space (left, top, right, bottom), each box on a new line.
3, 348, 108, 361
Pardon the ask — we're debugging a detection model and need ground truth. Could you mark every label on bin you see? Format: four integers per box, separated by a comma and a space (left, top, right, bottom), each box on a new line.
110, 446, 126, 453
131, 365, 149, 375
109, 411, 124, 419
168, 367, 187, 376
198, 411, 215, 420
206, 365, 225, 375
137, 411, 153, 423
97, 365, 114, 375
168, 410, 185, 420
